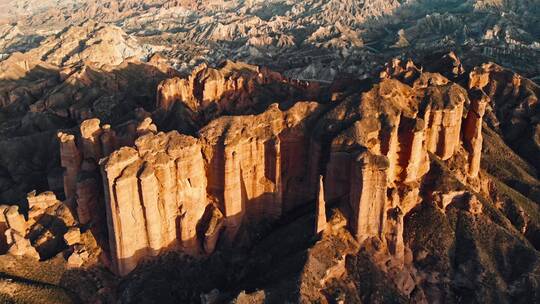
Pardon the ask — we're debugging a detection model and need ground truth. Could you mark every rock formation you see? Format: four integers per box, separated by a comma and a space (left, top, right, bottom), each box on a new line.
156, 60, 320, 131
348, 152, 389, 243
101, 132, 208, 275
463, 90, 488, 177
60, 54, 493, 279
315, 176, 327, 235
25, 20, 146, 68
58, 117, 158, 232
469, 63, 540, 169
307, 66, 491, 287
99, 101, 324, 275
0, 0, 539, 300
0, 191, 77, 260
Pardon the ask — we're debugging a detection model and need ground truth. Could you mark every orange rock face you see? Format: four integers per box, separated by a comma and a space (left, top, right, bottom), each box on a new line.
201, 102, 323, 241
98, 101, 323, 275
314, 66, 484, 262
157, 61, 281, 112
349, 152, 389, 242
468, 62, 539, 169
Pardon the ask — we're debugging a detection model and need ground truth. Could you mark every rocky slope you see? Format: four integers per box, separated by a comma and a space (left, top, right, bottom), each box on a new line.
0, 0, 539, 81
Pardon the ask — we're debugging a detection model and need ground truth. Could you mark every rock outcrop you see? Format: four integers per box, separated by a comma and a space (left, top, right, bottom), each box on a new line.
311, 67, 489, 283
101, 132, 208, 275
469, 63, 540, 170
348, 152, 389, 243
26, 20, 146, 68
0, 191, 77, 260
99, 101, 324, 275
315, 176, 327, 235
463, 90, 488, 177
58, 117, 158, 230
156, 60, 320, 132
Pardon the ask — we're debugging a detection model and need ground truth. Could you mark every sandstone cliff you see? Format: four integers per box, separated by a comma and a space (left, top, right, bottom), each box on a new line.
97, 101, 324, 275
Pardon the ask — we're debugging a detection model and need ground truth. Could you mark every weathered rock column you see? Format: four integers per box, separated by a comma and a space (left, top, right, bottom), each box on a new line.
349, 151, 389, 243
153, 152, 178, 249
315, 176, 327, 235
80, 118, 103, 161
425, 105, 464, 160
223, 145, 244, 243
463, 91, 488, 178
403, 118, 429, 183
101, 147, 140, 276
382, 120, 400, 185
76, 174, 99, 225
168, 135, 208, 254
100, 124, 117, 157
113, 160, 149, 275
439, 103, 464, 160
138, 162, 165, 255
58, 132, 82, 201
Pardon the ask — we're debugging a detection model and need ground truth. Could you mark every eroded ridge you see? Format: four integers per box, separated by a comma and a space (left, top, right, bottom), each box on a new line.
58, 60, 488, 279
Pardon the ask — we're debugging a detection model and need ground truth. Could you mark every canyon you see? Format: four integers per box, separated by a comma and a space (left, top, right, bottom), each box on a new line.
0, 1, 539, 303
1, 49, 539, 302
